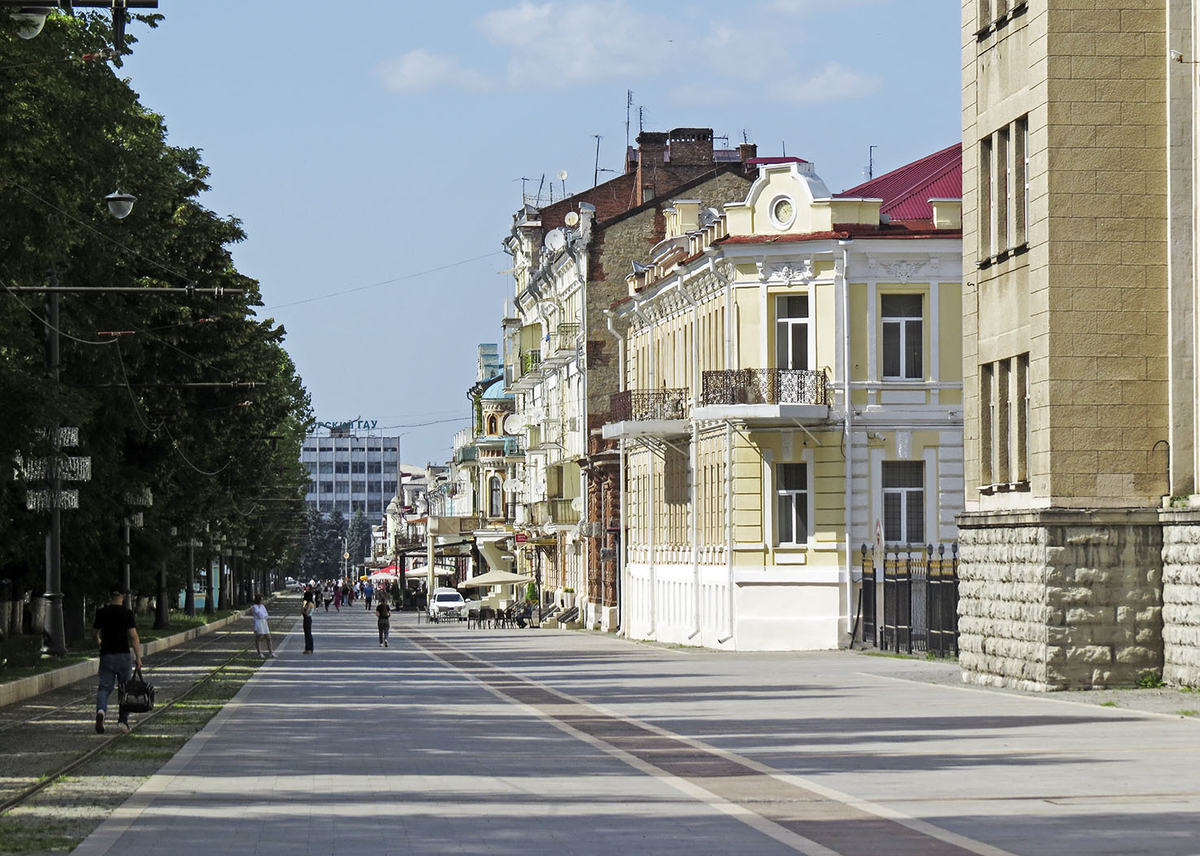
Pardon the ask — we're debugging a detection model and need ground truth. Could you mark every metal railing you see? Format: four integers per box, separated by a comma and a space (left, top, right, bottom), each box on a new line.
503, 436, 525, 457
453, 445, 478, 464
553, 323, 580, 352
700, 368, 828, 406
859, 543, 958, 657
521, 350, 542, 375
609, 389, 689, 422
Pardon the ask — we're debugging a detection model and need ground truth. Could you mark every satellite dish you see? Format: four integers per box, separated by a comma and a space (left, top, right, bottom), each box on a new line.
503, 478, 524, 492
570, 496, 584, 512
545, 228, 567, 252
557, 169, 569, 181
564, 211, 580, 228
503, 413, 524, 434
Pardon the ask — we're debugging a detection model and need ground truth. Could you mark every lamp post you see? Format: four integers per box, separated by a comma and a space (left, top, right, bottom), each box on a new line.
1, 1, 161, 55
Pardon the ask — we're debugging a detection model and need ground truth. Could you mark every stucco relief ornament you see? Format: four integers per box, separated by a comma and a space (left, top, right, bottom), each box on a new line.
879, 259, 929, 284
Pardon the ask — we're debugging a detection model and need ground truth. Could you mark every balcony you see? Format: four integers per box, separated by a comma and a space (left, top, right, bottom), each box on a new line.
602, 389, 690, 440
509, 350, 543, 392
695, 368, 830, 423
543, 323, 581, 367
532, 498, 580, 527
503, 436, 525, 458
453, 445, 478, 464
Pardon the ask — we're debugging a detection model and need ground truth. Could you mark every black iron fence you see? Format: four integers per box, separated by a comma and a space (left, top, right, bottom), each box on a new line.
700, 368, 829, 406
859, 543, 958, 657
609, 389, 689, 422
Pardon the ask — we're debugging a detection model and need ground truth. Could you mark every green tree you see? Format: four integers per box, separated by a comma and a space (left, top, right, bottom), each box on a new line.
0, 11, 312, 625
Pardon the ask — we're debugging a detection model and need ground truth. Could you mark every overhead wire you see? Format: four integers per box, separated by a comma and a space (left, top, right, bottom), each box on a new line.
263, 251, 506, 311
2, 281, 120, 346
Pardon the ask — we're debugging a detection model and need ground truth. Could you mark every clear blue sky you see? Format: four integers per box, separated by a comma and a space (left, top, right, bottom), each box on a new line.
120, 0, 961, 467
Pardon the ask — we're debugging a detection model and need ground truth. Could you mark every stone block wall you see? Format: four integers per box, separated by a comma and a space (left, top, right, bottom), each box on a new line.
1160, 509, 1200, 687
959, 509, 1163, 690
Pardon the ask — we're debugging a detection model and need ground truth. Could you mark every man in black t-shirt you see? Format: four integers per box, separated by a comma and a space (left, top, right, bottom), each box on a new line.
93, 587, 142, 734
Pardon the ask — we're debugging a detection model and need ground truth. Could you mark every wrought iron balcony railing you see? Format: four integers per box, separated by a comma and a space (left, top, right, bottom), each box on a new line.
700, 369, 829, 406
609, 389, 689, 422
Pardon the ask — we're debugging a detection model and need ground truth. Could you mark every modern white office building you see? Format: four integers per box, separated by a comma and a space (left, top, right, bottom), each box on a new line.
301, 427, 401, 517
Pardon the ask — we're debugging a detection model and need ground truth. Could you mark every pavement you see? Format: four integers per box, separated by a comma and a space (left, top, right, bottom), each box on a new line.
70, 602, 1200, 856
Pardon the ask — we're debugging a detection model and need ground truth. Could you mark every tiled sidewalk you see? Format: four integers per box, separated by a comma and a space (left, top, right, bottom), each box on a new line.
71, 606, 1200, 856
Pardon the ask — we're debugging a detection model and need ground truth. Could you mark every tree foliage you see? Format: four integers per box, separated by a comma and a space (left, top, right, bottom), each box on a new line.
0, 11, 312, 607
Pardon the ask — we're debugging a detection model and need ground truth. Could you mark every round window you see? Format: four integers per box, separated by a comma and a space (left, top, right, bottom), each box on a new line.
771, 196, 795, 228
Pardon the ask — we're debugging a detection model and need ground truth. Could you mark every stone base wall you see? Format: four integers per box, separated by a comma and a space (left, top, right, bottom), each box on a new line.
1160, 510, 1200, 687
958, 509, 1163, 691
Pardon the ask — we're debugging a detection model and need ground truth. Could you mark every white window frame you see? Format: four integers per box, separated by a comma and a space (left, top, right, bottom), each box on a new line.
774, 293, 810, 371
775, 461, 810, 547
881, 294, 923, 380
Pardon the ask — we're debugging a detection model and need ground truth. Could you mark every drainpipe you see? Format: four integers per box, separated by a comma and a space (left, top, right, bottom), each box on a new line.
839, 238, 855, 645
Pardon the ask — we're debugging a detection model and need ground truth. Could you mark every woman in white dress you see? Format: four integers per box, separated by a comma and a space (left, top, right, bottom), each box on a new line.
251, 595, 276, 658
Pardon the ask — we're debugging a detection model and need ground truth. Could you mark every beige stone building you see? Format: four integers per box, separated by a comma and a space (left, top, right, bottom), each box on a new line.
960, 1, 1200, 689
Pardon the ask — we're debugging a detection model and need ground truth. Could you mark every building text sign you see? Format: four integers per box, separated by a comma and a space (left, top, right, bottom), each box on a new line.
315, 419, 378, 431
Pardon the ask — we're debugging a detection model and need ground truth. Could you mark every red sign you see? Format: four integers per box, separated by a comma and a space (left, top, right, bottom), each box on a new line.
515, 533, 528, 543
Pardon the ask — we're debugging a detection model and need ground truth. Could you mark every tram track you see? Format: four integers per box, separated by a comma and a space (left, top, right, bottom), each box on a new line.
0, 596, 300, 817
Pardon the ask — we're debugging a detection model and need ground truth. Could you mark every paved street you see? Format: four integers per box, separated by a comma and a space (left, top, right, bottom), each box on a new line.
72, 605, 1200, 856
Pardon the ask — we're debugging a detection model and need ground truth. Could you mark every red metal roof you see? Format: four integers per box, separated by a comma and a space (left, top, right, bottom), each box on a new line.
835, 143, 961, 223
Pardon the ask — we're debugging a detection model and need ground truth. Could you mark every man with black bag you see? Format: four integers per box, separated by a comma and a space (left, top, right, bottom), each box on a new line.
93, 587, 142, 734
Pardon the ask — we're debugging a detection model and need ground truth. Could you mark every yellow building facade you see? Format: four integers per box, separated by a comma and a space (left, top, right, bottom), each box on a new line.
605, 153, 964, 650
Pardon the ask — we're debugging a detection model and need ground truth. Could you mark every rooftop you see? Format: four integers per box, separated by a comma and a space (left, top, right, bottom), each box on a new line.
835, 143, 961, 223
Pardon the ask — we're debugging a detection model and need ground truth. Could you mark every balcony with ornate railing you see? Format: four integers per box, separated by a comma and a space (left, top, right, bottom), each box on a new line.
532, 498, 580, 526
700, 369, 829, 407
609, 389, 689, 422
453, 445, 479, 464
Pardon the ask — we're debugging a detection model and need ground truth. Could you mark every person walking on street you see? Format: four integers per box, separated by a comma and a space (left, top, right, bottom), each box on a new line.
333, 585, 342, 611
302, 591, 315, 654
376, 598, 391, 647
251, 595, 276, 658
93, 587, 142, 734
364, 582, 374, 611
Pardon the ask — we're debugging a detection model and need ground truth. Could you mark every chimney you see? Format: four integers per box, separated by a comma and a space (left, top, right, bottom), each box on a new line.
636, 131, 668, 205
738, 142, 758, 163
666, 128, 714, 166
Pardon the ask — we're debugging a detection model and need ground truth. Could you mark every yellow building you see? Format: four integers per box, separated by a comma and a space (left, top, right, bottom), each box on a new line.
604, 150, 964, 650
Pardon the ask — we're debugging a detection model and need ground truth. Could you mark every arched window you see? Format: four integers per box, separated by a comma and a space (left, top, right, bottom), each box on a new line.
487, 415, 498, 435
489, 476, 503, 518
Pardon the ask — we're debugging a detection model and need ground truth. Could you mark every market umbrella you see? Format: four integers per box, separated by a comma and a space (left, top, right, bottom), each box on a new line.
457, 570, 534, 589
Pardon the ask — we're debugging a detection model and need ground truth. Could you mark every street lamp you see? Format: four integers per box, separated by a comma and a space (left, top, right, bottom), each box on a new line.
11, 6, 52, 38
105, 189, 135, 219
2, 1, 161, 54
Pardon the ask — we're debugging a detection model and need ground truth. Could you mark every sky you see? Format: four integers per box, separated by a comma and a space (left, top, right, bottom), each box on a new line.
117, 0, 962, 467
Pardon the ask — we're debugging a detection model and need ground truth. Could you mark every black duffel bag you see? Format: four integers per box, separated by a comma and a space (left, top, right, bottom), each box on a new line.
119, 666, 155, 713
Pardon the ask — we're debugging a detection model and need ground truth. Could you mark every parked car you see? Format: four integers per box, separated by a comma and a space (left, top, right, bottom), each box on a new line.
429, 587, 465, 619
284, 577, 304, 592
